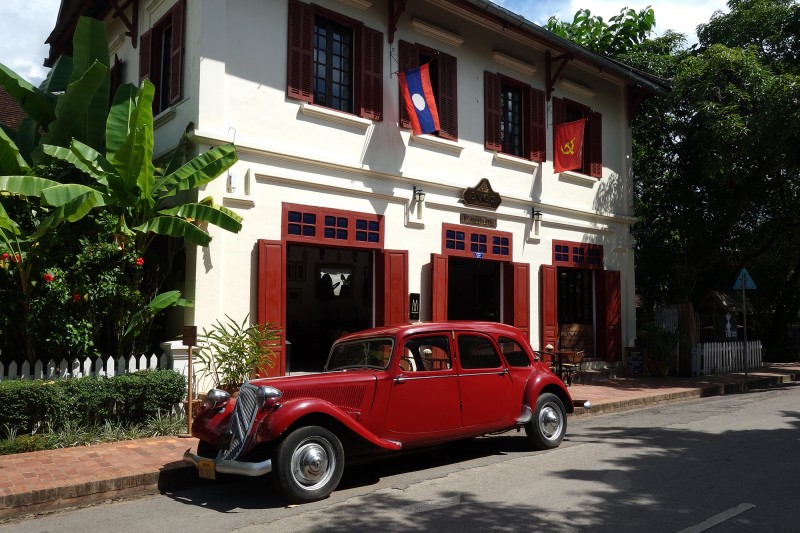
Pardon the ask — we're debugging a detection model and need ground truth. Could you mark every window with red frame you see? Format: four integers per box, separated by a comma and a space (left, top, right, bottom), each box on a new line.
442, 224, 512, 260
283, 204, 383, 248
552, 240, 603, 269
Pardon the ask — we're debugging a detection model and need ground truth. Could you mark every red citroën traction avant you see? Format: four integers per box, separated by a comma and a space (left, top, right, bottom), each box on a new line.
184, 321, 588, 503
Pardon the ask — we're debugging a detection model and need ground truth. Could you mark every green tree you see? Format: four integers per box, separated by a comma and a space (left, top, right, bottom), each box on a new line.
546, 6, 657, 56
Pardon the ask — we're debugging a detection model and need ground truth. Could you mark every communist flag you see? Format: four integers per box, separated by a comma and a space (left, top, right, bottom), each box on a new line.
554, 118, 586, 173
399, 64, 440, 135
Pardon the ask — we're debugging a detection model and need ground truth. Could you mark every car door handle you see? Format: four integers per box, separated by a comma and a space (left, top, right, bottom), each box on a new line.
497, 368, 509, 376
394, 376, 407, 384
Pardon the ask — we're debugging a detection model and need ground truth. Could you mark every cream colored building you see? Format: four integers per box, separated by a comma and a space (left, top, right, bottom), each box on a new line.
47, 0, 669, 376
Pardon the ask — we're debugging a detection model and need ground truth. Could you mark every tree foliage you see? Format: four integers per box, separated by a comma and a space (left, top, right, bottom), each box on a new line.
550, 0, 800, 360
546, 6, 657, 55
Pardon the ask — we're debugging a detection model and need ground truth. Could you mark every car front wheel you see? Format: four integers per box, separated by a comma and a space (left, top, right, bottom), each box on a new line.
525, 393, 567, 449
273, 425, 345, 503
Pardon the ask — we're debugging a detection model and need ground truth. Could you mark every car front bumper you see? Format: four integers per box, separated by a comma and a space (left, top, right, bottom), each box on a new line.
183, 450, 273, 477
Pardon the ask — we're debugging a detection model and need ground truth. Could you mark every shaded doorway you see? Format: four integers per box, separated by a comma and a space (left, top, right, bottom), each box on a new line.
447, 258, 501, 321
557, 267, 595, 356
285, 245, 373, 372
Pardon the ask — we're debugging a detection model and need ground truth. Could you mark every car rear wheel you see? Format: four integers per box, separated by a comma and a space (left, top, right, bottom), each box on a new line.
273, 425, 345, 503
525, 393, 567, 449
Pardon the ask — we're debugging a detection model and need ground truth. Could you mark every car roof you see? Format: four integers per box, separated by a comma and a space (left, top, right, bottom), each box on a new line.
336, 321, 525, 342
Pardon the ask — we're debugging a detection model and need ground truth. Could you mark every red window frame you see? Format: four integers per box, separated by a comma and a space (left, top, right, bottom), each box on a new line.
282, 203, 384, 249
484, 71, 546, 162
552, 240, 603, 269
441, 223, 513, 261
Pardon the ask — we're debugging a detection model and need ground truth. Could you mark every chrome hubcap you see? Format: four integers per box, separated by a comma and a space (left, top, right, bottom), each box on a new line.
291, 440, 333, 489
539, 404, 563, 440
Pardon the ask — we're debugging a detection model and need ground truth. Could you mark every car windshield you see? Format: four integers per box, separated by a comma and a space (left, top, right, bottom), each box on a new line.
326, 338, 394, 371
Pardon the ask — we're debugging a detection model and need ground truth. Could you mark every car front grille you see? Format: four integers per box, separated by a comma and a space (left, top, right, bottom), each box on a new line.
218, 381, 259, 461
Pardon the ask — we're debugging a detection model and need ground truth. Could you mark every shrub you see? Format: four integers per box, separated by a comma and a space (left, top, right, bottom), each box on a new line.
0, 370, 186, 436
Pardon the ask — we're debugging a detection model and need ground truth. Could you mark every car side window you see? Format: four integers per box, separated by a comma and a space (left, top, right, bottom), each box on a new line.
401, 336, 452, 371
457, 335, 502, 369
498, 337, 531, 367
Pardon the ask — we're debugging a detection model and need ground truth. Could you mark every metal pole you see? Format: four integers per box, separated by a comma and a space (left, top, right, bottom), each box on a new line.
187, 344, 194, 433
741, 272, 748, 377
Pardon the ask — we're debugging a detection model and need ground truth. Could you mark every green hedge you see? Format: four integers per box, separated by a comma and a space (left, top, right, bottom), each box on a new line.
0, 370, 186, 436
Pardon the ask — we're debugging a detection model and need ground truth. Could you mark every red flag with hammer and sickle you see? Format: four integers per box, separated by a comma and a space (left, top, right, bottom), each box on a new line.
554, 118, 586, 173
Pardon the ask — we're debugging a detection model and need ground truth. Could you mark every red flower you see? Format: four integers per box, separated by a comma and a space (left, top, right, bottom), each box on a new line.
136, 257, 144, 267
1, 253, 8, 260
73, 293, 81, 302
13, 254, 20, 263
43, 273, 54, 283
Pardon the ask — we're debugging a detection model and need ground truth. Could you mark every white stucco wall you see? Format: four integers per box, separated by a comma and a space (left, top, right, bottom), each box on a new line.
105, 0, 639, 355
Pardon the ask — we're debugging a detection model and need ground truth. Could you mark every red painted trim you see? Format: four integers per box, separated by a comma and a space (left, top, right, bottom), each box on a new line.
282, 203, 384, 250
258, 240, 286, 376
431, 253, 448, 322
552, 239, 603, 270
379, 250, 409, 325
504, 262, 530, 339
441, 223, 513, 261
540, 264, 558, 350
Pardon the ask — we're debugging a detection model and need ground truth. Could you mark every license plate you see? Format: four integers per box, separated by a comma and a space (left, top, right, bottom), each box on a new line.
198, 459, 216, 480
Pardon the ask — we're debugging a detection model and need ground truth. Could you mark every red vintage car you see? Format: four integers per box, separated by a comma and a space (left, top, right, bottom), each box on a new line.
184, 321, 587, 503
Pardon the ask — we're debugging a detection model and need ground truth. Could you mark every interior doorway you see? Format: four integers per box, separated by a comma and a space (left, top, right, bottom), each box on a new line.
447, 257, 501, 321
557, 267, 595, 356
285, 245, 373, 372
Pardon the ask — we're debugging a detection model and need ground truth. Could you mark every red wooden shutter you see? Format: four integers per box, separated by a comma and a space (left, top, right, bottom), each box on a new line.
139, 29, 152, 83
398, 40, 418, 129
596, 270, 622, 361
588, 111, 603, 178
540, 264, 558, 350
437, 51, 458, 140
484, 71, 501, 151
168, 0, 185, 105
287, 0, 313, 103
258, 240, 286, 376
504, 262, 530, 339
431, 253, 448, 321
359, 26, 383, 120
376, 250, 408, 326
529, 87, 546, 162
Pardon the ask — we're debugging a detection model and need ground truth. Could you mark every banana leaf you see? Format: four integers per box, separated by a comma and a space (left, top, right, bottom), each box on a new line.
0, 128, 29, 174
41, 183, 105, 209
0, 175, 60, 196
42, 61, 108, 149
0, 63, 56, 125
157, 202, 243, 232
133, 215, 213, 246
155, 143, 237, 198
112, 80, 155, 198
69, 17, 110, 150
124, 290, 186, 338
105, 83, 137, 162
39, 54, 73, 94
0, 201, 21, 235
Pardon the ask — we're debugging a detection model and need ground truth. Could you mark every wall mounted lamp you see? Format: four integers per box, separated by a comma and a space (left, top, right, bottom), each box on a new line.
413, 186, 426, 220
531, 208, 542, 238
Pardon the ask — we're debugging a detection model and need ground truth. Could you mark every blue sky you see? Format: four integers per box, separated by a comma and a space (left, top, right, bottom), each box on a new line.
0, 0, 727, 86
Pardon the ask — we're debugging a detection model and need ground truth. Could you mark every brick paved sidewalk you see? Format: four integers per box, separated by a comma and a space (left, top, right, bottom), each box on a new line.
1, 363, 797, 521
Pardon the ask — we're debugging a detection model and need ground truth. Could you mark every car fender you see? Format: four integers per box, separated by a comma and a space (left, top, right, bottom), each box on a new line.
523, 372, 575, 413
255, 397, 403, 451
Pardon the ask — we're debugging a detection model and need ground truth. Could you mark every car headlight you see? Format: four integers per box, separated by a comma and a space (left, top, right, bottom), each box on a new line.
202, 388, 231, 410
256, 386, 283, 409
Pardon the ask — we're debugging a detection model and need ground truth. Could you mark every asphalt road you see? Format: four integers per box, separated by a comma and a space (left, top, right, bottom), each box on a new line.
5, 382, 799, 532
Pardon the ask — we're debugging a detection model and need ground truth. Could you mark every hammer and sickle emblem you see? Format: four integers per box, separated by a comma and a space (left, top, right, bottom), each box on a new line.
560, 137, 576, 155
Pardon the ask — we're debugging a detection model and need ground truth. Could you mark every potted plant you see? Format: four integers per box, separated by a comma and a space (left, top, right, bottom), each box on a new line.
196, 315, 281, 392
638, 323, 682, 377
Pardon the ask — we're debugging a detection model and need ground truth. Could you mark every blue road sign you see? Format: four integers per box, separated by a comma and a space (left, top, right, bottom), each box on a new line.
732, 268, 757, 290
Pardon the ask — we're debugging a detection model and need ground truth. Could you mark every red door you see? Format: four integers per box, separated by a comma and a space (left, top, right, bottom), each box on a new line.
596, 270, 622, 361
504, 262, 530, 339
431, 253, 448, 321
257, 240, 286, 376
455, 332, 513, 429
540, 264, 558, 350
376, 249, 408, 326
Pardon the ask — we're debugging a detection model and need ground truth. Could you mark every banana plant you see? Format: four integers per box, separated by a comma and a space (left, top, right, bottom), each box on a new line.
41, 79, 241, 252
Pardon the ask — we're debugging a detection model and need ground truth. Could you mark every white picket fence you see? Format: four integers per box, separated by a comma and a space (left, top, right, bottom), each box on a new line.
691, 341, 762, 376
0, 353, 171, 381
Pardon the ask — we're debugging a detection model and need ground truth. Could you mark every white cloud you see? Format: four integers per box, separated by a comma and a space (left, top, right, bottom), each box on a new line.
0, 0, 61, 85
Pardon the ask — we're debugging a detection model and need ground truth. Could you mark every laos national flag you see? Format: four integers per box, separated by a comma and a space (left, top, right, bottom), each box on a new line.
399, 64, 440, 135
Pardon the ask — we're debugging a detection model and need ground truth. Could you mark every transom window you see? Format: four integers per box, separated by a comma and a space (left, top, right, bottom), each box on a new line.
442, 224, 512, 261
552, 240, 603, 269
284, 203, 384, 248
